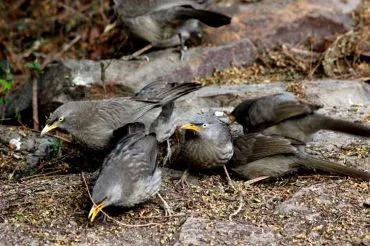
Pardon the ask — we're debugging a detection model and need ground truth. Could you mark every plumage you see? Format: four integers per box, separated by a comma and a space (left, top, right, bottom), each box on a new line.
113, 0, 231, 58
231, 133, 370, 181
88, 123, 161, 222
229, 92, 370, 142
41, 82, 201, 150
180, 113, 234, 169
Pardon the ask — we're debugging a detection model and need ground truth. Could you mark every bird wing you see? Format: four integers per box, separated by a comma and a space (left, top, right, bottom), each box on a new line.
233, 93, 322, 132
113, 0, 207, 18
233, 133, 298, 163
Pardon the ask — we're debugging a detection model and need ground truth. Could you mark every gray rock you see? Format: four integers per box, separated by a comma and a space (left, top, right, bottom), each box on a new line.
176, 217, 276, 245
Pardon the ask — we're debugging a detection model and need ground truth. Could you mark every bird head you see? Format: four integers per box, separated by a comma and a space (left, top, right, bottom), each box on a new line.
180, 113, 229, 141
40, 102, 84, 136
88, 181, 123, 223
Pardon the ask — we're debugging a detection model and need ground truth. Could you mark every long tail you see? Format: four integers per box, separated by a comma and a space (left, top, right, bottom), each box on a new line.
313, 114, 370, 137
157, 82, 201, 106
295, 152, 370, 181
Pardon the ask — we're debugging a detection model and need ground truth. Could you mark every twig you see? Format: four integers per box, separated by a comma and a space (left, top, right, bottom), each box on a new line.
81, 172, 161, 227
20, 170, 62, 181
229, 195, 244, 221
31, 73, 39, 130
41, 35, 81, 69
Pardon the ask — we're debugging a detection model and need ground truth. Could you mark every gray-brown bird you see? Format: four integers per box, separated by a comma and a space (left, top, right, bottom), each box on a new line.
231, 133, 370, 181
228, 93, 370, 142
113, 0, 232, 60
177, 112, 234, 185
88, 123, 163, 222
40, 82, 200, 151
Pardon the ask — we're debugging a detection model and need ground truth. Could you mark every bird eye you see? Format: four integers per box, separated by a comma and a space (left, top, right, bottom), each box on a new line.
58, 117, 64, 122
202, 123, 208, 128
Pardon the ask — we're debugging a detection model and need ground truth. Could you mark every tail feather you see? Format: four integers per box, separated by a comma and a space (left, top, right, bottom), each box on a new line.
296, 152, 370, 181
158, 82, 201, 106
316, 115, 370, 137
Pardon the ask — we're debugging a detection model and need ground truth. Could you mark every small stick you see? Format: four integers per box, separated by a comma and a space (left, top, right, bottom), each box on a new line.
32, 73, 39, 130
81, 172, 161, 228
229, 195, 244, 221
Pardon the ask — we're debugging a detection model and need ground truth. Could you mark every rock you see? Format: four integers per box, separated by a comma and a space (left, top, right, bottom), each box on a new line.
0, 38, 257, 118
206, 0, 359, 51
176, 217, 276, 245
0, 125, 59, 168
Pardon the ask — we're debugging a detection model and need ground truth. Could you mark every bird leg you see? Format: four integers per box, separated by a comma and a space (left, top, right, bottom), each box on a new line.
244, 176, 270, 185
179, 33, 188, 61
157, 193, 173, 216
120, 44, 152, 61
175, 168, 189, 188
223, 165, 235, 189
162, 139, 172, 167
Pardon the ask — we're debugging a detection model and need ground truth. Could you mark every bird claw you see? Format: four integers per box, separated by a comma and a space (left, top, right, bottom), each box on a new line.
175, 169, 189, 188
157, 193, 173, 216
162, 140, 172, 167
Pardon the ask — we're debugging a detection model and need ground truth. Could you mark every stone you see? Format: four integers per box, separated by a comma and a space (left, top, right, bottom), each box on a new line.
176, 217, 276, 245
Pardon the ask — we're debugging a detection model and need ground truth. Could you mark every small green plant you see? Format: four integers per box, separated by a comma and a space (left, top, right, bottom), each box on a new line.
0, 60, 14, 105
26, 61, 42, 74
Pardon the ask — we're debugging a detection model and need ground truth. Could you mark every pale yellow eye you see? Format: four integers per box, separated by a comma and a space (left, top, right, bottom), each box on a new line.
58, 117, 64, 122
202, 123, 208, 128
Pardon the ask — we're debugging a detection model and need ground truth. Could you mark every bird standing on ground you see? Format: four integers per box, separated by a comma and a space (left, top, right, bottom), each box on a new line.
88, 122, 168, 222
176, 113, 234, 186
227, 92, 370, 142
40, 81, 201, 151
113, 0, 232, 60
231, 133, 370, 181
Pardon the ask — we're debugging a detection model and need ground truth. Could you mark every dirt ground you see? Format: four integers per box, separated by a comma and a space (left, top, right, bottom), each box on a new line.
1, 0, 370, 245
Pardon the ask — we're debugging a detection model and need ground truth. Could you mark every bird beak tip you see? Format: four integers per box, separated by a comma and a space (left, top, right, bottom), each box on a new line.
40, 123, 58, 136
88, 202, 107, 223
180, 123, 201, 132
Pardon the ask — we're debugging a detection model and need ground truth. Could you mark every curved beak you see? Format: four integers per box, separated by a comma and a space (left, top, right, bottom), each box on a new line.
88, 200, 108, 223
40, 122, 59, 136
180, 123, 202, 132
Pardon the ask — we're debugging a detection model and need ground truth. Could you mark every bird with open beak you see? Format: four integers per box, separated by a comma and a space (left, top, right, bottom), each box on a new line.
176, 112, 234, 186
40, 81, 201, 151
88, 123, 166, 223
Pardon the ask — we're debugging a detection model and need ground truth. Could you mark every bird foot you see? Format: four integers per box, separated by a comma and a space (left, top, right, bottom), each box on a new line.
120, 55, 150, 62
223, 166, 235, 190
175, 169, 189, 188
157, 193, 173, 216
162, 140, 172, 167
179, 46, 188, 61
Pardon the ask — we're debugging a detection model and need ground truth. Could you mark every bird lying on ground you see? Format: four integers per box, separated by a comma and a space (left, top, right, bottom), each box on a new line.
113, 0, 232, 60
88, 122, 170, 222
227, 93, 370, 142
40, 81, 201, 151
231, 133, 370, 181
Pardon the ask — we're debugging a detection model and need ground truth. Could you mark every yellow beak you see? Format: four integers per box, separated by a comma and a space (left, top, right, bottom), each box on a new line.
180, 123, 202, 132
88, 200, 108, 223
40, 122, 59, 136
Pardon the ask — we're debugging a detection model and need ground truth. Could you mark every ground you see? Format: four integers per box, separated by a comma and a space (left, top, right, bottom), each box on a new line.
1, 0, 370, 245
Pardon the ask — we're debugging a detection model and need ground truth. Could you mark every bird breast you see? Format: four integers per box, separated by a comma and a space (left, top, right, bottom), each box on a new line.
183, 139, 234, 169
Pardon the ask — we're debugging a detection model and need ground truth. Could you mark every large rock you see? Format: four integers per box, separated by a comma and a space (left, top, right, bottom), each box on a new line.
0, 38, 257, 118
206, 0, 359, 50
